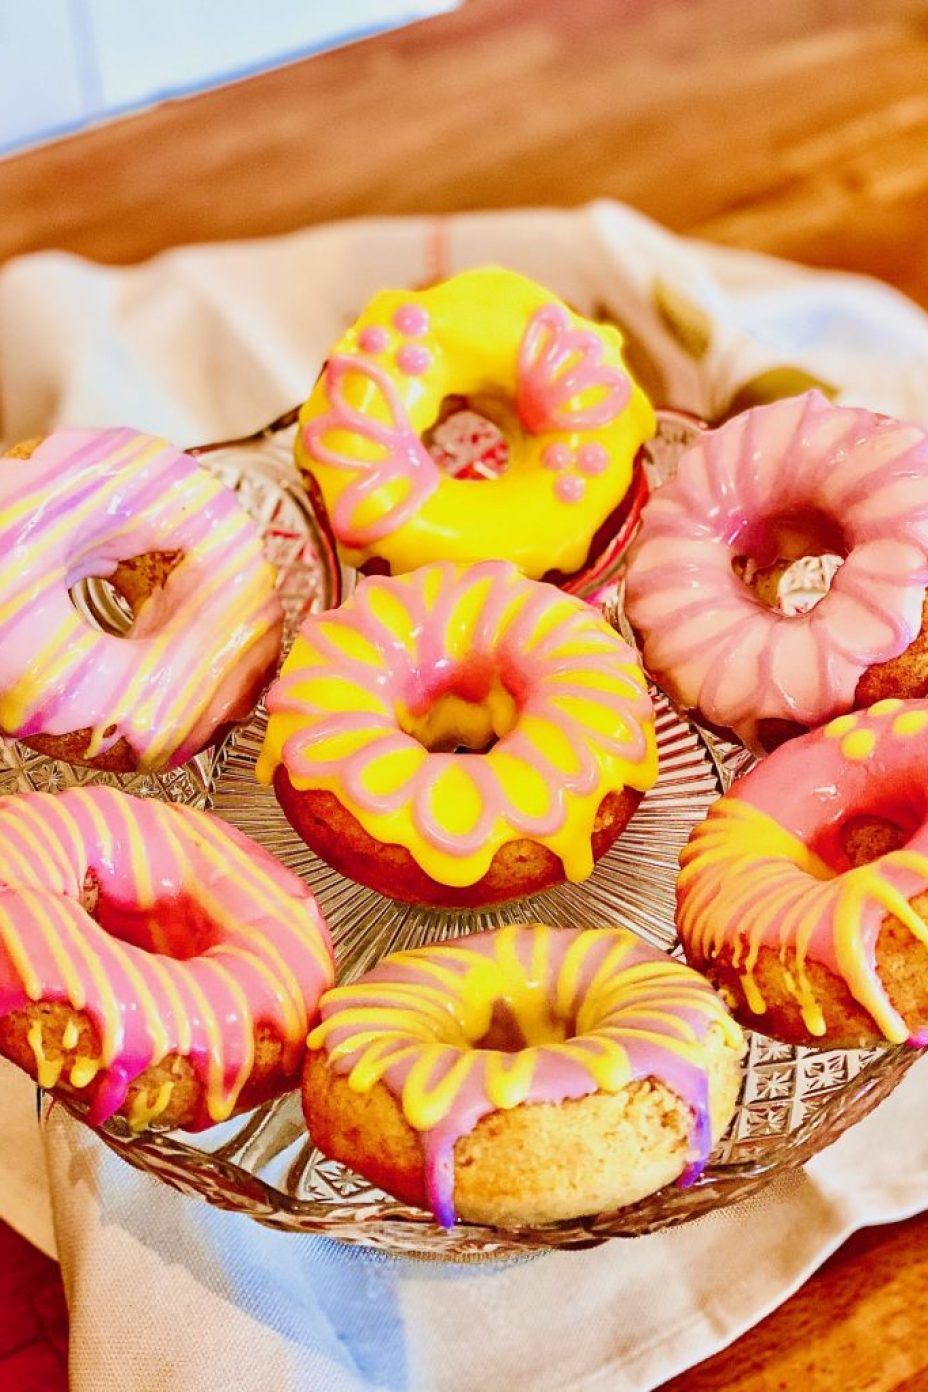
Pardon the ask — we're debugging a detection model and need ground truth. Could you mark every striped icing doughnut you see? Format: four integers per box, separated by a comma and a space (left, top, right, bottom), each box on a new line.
257, 560, 658, 906
624, 391, 928, 753
304, 924, 744, 1227
0, 786, 334, 1131
296, 267, 654, 581
0, 429, 283, 772
677, 698, 928, 1047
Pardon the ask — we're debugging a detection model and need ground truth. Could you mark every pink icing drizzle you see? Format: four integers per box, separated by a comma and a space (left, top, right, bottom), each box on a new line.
266, 561, 654, 876
314, 925, 736, 1226
303, 355, 440, 548
0, 787, 334, 1127
624, 392, 928, 751
0, 429, 282, 768
516, 304, 630, 434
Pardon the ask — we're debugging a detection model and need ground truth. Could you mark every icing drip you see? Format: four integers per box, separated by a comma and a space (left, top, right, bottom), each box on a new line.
677, 698, 928, 1042
0, 787, 334, 1127
309, 924, 742, 1226
624, 392, 928, 751
295, 268, 655, 580
0, 428, 282, 769
257, 560, 658, 888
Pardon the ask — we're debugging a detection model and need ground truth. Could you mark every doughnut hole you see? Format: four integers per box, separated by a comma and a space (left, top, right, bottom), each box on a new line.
397, 667, 519, 756
422, 394, 511, 479
0, 871, 291, 1131
731, 506, 846, 617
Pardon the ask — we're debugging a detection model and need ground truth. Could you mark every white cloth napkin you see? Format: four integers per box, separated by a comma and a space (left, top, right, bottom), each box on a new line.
1, 201, 928, 1391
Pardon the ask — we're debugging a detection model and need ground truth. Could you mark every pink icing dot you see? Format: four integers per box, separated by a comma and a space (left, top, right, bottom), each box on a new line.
542, 443, 572, 472
577, 443, 608, 475
393, 304, 430, 336
396, 344, 431, 376
555, 475, 586, 504
358, 325, 389, 354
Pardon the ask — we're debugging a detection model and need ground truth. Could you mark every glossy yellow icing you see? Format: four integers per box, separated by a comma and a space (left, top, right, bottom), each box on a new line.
258, 560, 658, 889
296, 268, 655, 579
677, 701, 928, 1042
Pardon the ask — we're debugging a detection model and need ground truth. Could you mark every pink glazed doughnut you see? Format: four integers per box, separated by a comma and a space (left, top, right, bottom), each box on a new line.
677, 698, 928, 1047
0, 786, 335, 1131
624, 392, 928, 753
0, 429, 283, 772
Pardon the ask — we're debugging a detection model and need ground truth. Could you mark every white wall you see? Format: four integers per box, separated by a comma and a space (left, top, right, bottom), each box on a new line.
0, 0, 457, 155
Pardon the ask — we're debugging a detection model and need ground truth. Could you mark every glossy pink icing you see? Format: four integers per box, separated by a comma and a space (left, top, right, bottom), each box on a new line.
516, 304, 631, 434
396, 344, 431, 376
359, 325, 389, 354
577, 443, 608, 475
0, 428, 283, 769
393, 304, 430, 336
624, 392, 928, 751
542, 443, 571, 471
677, 699, 928, 1044
312, 925, 739, 1226
303, 355, 440, 548
555, 475, 586, 504
0, 786, 334, 1126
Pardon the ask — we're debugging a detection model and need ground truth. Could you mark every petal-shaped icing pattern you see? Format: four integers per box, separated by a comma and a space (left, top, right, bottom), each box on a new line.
296, 268, 654, 579
0, 787, 334, 1127
309, 923, 743, 1226
0, 429, 283, 769
257, 560, 658, 888
677, 698, 928, 1043
516, 304, 630, 432
624, 392, 928, 751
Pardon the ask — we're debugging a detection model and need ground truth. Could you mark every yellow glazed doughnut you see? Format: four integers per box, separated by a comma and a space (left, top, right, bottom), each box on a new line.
303, 924, 744, 1227
296, 267, 655, 580
257, 560, 659, 906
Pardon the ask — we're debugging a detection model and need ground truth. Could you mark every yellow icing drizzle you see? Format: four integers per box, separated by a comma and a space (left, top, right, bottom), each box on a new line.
678, 795, 928, 1042
309, 924, 742, 1136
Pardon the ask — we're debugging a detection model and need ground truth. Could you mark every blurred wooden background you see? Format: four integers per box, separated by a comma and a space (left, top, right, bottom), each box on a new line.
2, 1, 928, 1389
3, 0, 928, 308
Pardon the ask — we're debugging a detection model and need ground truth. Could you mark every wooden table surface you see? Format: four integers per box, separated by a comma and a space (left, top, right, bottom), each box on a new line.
3, 1, 928, 1388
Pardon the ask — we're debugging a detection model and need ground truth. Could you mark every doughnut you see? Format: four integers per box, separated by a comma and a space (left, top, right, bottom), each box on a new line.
296, 267, 654, 581
624, 391, 928, 753
0, 786, 334, 1130
676, 698, 928, 1048
257, 560, 658, 907
0, 428, 284, 772
303, 924, 744, 1227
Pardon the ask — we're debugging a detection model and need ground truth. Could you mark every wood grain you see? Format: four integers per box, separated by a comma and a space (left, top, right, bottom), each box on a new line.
2, 1, 928, 1388
658, 1212, 928, 1392
2, 0, 928, 305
